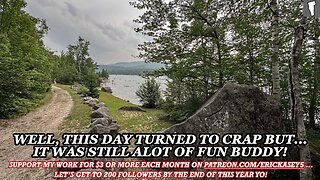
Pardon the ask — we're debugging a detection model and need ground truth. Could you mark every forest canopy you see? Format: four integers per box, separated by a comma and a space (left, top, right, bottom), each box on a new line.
0, 0, 52, 118
130, 0, 319, 128
131, 1, 318, 178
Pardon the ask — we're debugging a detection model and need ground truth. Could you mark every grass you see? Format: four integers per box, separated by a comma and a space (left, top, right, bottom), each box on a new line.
56, 84, 92, 134
56, 84, 173, 134
38, 89, 53, 107
99, 91, 173, 133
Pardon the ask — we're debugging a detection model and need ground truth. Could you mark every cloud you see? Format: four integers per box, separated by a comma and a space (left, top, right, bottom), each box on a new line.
25, 0, 148, 64
92, 20, 125, 41
64, 2, 78, 17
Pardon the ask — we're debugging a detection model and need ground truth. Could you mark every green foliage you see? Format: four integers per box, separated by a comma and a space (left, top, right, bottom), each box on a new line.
131, 0, 231, 119
53, 37, 101, 98
0, 1, 52, 119
52, 52, 79, 84
83, 70, 100, 98
131, 0, 319, 124
79, 85, 89, 96
136, 78, 161, 108
99, 69, 109, 79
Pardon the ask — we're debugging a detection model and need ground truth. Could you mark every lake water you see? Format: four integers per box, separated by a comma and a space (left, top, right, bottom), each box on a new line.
105, 75, 167, 105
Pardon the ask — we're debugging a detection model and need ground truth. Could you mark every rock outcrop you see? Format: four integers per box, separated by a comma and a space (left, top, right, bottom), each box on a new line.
164, 83, 284, 134
162, 83, 297, 179
161, 83, 293, 158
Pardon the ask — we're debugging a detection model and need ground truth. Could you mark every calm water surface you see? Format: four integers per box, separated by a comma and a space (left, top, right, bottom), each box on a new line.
105, 75, 167, 105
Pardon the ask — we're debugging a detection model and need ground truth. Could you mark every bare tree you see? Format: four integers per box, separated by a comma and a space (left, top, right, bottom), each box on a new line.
270, 0, 281, 103
289, 19, 313, 180
309, 19, 319, 129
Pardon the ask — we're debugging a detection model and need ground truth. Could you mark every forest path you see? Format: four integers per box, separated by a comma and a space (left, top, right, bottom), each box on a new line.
0, 85, 73, 180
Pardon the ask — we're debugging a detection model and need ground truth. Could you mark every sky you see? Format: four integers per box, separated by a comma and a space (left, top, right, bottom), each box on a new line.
25, 0, 149, 65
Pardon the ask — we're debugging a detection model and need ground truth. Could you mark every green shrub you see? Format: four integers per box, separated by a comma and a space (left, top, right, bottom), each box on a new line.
79, 85, 89, 96
83, 70, 101, 98
136, 78, 161, 108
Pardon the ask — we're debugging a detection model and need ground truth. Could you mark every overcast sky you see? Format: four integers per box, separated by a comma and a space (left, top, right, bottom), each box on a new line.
25, 0, 148, 65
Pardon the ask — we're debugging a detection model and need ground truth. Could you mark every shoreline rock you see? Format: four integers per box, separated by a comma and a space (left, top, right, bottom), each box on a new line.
119, 106, 146, 112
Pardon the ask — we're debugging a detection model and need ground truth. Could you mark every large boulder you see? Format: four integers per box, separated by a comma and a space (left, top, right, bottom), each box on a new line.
161, 83, 296, 179
101, 86, 113, 93
90, 107, 112, 119
164, 83, 284, 134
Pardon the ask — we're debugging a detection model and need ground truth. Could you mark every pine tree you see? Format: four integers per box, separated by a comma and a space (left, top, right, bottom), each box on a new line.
136, 78, 161, 108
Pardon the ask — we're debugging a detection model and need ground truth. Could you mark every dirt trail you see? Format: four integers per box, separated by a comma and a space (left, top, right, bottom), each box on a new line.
0, 86, 73, 180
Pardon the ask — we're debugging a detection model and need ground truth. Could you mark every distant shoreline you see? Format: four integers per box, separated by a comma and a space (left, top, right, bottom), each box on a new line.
98, 61, 164, 76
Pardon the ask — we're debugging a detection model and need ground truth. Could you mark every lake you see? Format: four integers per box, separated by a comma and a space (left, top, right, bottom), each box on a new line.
104, 75, 167, 105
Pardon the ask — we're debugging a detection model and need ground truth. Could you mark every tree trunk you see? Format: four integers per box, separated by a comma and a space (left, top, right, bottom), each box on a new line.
246, 36, 254, 85
270, 0, 281, 103
215, 31, 223, 88
289, 24, 313, 180
309, 21, 319, 129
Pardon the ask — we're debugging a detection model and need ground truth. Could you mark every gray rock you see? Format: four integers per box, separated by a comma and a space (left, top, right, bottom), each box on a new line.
164, 83, 283, 135
84, 98, 99, 107
158, 83, 288, 164
91, 117, 109, 123
76, 89, 81, 94
83, 96, 93, 101
93, 102, 105, 110
70, 85, 79, 91
90, 118, 112, 127
101, 86, 113, 93
90, 107, 111, 119
119, 106, 146, 112
109, 123, 120, 135
89, 124, 110, 134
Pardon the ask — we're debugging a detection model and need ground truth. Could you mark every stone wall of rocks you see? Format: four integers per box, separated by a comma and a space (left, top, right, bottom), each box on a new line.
82, 96, 120, 135
55, 87, 121, 179
70, 84, 120, 135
